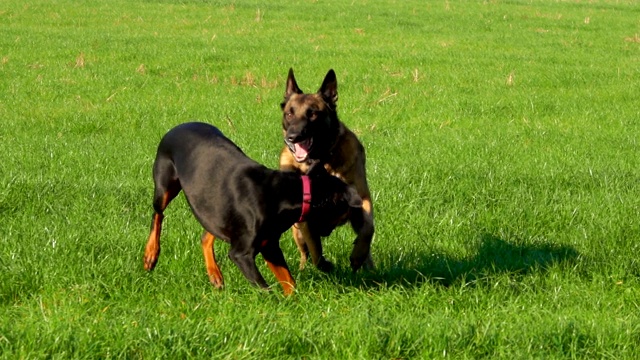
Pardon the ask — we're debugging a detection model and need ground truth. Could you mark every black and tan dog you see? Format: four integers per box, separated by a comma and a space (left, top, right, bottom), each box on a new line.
279, 69, 375, 272
143, 122, 361, 295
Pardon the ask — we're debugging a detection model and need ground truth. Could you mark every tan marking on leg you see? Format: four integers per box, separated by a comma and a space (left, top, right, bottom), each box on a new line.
201, 231, 224, 288
362, 198, 372, 216
144, 212, 163, 271
264, 260, 296, 296
144, 187, 181, 271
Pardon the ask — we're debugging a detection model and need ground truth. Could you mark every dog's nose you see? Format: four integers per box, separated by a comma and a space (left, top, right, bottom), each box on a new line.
286, 133, 301, 143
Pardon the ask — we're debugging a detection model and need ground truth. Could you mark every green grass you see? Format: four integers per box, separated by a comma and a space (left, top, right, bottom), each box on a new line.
2, 0, 640, 358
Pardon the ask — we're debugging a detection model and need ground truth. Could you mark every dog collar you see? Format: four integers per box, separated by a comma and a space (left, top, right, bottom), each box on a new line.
298, 175, 311, 222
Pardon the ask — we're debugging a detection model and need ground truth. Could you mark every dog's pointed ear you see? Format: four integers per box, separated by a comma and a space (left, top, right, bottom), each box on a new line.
318, 69, 338, 104
345, 186, 363, 208
284, 68, 303, 100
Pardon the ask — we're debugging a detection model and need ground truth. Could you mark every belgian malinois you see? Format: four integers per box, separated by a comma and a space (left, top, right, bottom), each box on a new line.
279, 68, 375, 272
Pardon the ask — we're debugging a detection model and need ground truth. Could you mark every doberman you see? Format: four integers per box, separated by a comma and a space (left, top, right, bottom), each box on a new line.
143, 122, 362, 295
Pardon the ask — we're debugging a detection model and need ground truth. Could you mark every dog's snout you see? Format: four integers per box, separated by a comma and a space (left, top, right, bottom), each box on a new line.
286, 127, 306, 143
286, 133, 299, 143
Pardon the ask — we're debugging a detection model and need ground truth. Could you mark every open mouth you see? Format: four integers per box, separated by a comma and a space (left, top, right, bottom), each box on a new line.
286, 137, 313, 162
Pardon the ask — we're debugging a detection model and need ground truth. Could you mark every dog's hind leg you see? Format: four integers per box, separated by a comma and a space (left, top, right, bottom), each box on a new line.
348, 161, 376, 271
261, 239, 296, 296
201, 231, 224, 288
144, 158, 182, 271
228, 243, 269, 290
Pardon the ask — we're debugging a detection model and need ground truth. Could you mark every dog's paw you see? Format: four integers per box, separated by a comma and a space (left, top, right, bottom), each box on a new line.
143, 253, 158, 271
349, 257, 363, 272
362, 253, 375, 271
210, 279, 224, 289
316, 257, 335, 273
349, 249, 372, 272
298, 252, 309, 271
143, 238, 160, 271
298, 260, 308, 271
207, 272, 224, 289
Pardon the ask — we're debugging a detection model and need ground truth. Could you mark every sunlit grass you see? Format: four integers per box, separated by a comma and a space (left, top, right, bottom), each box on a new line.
1, 0, 639, 358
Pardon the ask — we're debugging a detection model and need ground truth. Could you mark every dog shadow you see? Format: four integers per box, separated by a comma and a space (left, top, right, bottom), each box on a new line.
314, 233, 580, 289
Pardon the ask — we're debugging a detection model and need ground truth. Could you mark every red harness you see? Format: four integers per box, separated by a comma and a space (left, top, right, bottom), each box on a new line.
298, 175, 312, 222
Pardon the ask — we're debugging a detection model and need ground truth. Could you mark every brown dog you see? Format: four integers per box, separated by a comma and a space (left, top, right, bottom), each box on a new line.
279, 68, 375, 272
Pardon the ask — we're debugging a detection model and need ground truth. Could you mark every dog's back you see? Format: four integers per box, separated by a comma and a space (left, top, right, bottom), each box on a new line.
153, 122, 267, 237
156, 122, 248, 169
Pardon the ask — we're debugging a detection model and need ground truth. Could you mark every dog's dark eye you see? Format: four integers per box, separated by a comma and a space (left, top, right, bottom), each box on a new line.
285, 109, 294, 120
307, 109, 317, 120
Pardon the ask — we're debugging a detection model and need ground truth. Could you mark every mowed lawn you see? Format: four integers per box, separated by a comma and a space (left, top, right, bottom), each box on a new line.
1, 0, 639, 358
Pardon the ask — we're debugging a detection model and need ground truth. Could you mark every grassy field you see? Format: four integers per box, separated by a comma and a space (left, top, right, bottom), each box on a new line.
2, 0, 640, 358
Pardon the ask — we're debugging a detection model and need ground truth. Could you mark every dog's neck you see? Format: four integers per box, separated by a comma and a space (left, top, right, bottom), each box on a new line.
270, 171, 312, 225
315, 118, 344, 163
316, 121, 346, 167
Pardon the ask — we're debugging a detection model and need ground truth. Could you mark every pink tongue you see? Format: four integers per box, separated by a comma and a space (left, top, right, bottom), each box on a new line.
294, 144, 308, 159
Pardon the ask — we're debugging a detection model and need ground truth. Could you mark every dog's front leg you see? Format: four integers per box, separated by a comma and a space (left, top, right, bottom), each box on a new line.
228, 245, 269, 289
291, 224, 309, 269
294, 222, 334, 272
349, 198, 375, 272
